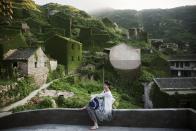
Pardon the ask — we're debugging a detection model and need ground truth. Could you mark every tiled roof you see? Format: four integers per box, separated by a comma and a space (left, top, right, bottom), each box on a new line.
168, 54, 196, 61
154, 77, 196, 90
3, 48, 38, 60
49, 35, 82, 45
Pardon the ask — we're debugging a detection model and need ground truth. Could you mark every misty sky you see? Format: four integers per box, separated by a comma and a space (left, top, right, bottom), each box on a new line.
34, 0, 196, 11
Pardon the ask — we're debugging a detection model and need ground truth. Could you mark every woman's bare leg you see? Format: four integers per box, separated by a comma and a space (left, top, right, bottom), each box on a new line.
86, 107, 99, 130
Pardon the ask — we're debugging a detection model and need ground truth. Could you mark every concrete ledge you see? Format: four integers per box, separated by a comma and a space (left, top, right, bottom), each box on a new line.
0, 108, 195, 130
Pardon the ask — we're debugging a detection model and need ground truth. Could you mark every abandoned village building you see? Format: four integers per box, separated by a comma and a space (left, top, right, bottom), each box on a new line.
45, 35, 82, 74
128, 28, 148, 42
151, 77, 196, 109
1, 47, 57, 86
168, 54, 196, 77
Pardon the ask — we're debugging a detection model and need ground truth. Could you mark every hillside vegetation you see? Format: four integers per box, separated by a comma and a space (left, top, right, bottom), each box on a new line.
92, 6, 196, 52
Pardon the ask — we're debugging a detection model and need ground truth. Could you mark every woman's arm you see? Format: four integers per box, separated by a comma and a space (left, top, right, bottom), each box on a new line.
91, 91, 105, 98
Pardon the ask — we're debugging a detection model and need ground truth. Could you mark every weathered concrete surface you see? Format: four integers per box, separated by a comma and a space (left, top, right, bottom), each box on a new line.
0, 112, 12, 118
0, 108, 195, 130
2, 124, 191, 131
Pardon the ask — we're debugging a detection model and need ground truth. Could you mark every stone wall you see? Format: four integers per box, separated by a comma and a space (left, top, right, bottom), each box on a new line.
0, 83, 18, 107
27, 48, 49, 86
0, 83, 17, 94
0, 108, 195, 130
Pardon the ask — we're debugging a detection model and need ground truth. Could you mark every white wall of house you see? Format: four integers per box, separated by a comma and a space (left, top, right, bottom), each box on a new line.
27, 48, 49, 86
170, 61, 196, 70
49, 60, 57, 71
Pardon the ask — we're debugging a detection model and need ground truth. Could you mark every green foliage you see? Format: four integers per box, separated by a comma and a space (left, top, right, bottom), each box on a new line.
0, 28, 27, 59
47, 65, 66, 82
12, 76, 142, 112
13, 97, 54, 112
94, 9, 140, 28
44, 3, 90, 18
102, 17, 116, 28
13, 0, 40, 12
45, 35, 82, 74
49, 79, 71, 91
48, 77, 141, 109
56, 95, 66, 107
56, 95, 88, 108
150, 84, 196, 109
126, 40, 150, 49
129, 80, 143, 102
38, 97, 53, 108
139, 69, 154, 82
0, 79, 16, 86
141, 51, 170, 77
93, 6, 196, 51
77, 79, 103, 93
0, 77, 37, 107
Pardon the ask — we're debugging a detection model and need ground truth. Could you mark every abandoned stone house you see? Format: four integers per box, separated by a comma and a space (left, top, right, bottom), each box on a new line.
1, 47, 56, 86
159, 43, 178, 52
21, 22, 30, 33
128, 28, 148, 42
150, 77, 196, 108
168, 55, 196, 77
149, 39, 164, 49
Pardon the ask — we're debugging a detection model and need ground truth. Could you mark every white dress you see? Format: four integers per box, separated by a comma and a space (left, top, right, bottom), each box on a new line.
91, 90, 115, 121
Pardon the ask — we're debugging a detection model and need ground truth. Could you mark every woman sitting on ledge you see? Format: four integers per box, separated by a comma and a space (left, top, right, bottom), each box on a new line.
82, 81, 115, 130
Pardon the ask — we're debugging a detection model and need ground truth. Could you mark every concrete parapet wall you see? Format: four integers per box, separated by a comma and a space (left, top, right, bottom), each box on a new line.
0, 108, 195, 130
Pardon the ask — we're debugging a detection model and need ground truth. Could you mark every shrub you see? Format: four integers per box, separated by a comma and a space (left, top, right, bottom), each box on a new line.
38, 97, 53, 108
56, 96, 88, 108
56, 95, 66, 107
139, 69, 154, 82
0, 77, 36, 107
47, 65, 65, 82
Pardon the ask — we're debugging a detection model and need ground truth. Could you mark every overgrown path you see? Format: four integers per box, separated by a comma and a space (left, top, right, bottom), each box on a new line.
0, 80, 56, 112
0, 75, 77, 112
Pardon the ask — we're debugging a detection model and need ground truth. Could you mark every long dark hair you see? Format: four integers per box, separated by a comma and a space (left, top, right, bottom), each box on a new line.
104, 80, 111, 90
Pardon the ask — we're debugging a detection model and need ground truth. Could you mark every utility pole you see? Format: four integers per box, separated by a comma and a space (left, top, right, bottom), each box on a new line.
102, 57, 105, 85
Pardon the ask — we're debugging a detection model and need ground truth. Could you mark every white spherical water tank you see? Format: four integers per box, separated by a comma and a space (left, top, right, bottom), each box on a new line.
109, 43, 141, 70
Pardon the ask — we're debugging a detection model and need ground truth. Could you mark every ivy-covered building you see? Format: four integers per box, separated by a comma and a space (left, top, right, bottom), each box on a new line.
45, 35, 82, 74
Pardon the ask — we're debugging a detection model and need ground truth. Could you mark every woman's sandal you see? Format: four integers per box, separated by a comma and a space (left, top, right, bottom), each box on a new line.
90, 125, 99, 130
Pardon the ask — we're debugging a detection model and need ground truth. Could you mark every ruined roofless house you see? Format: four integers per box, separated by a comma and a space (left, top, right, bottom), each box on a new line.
21, 22, 30, 33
